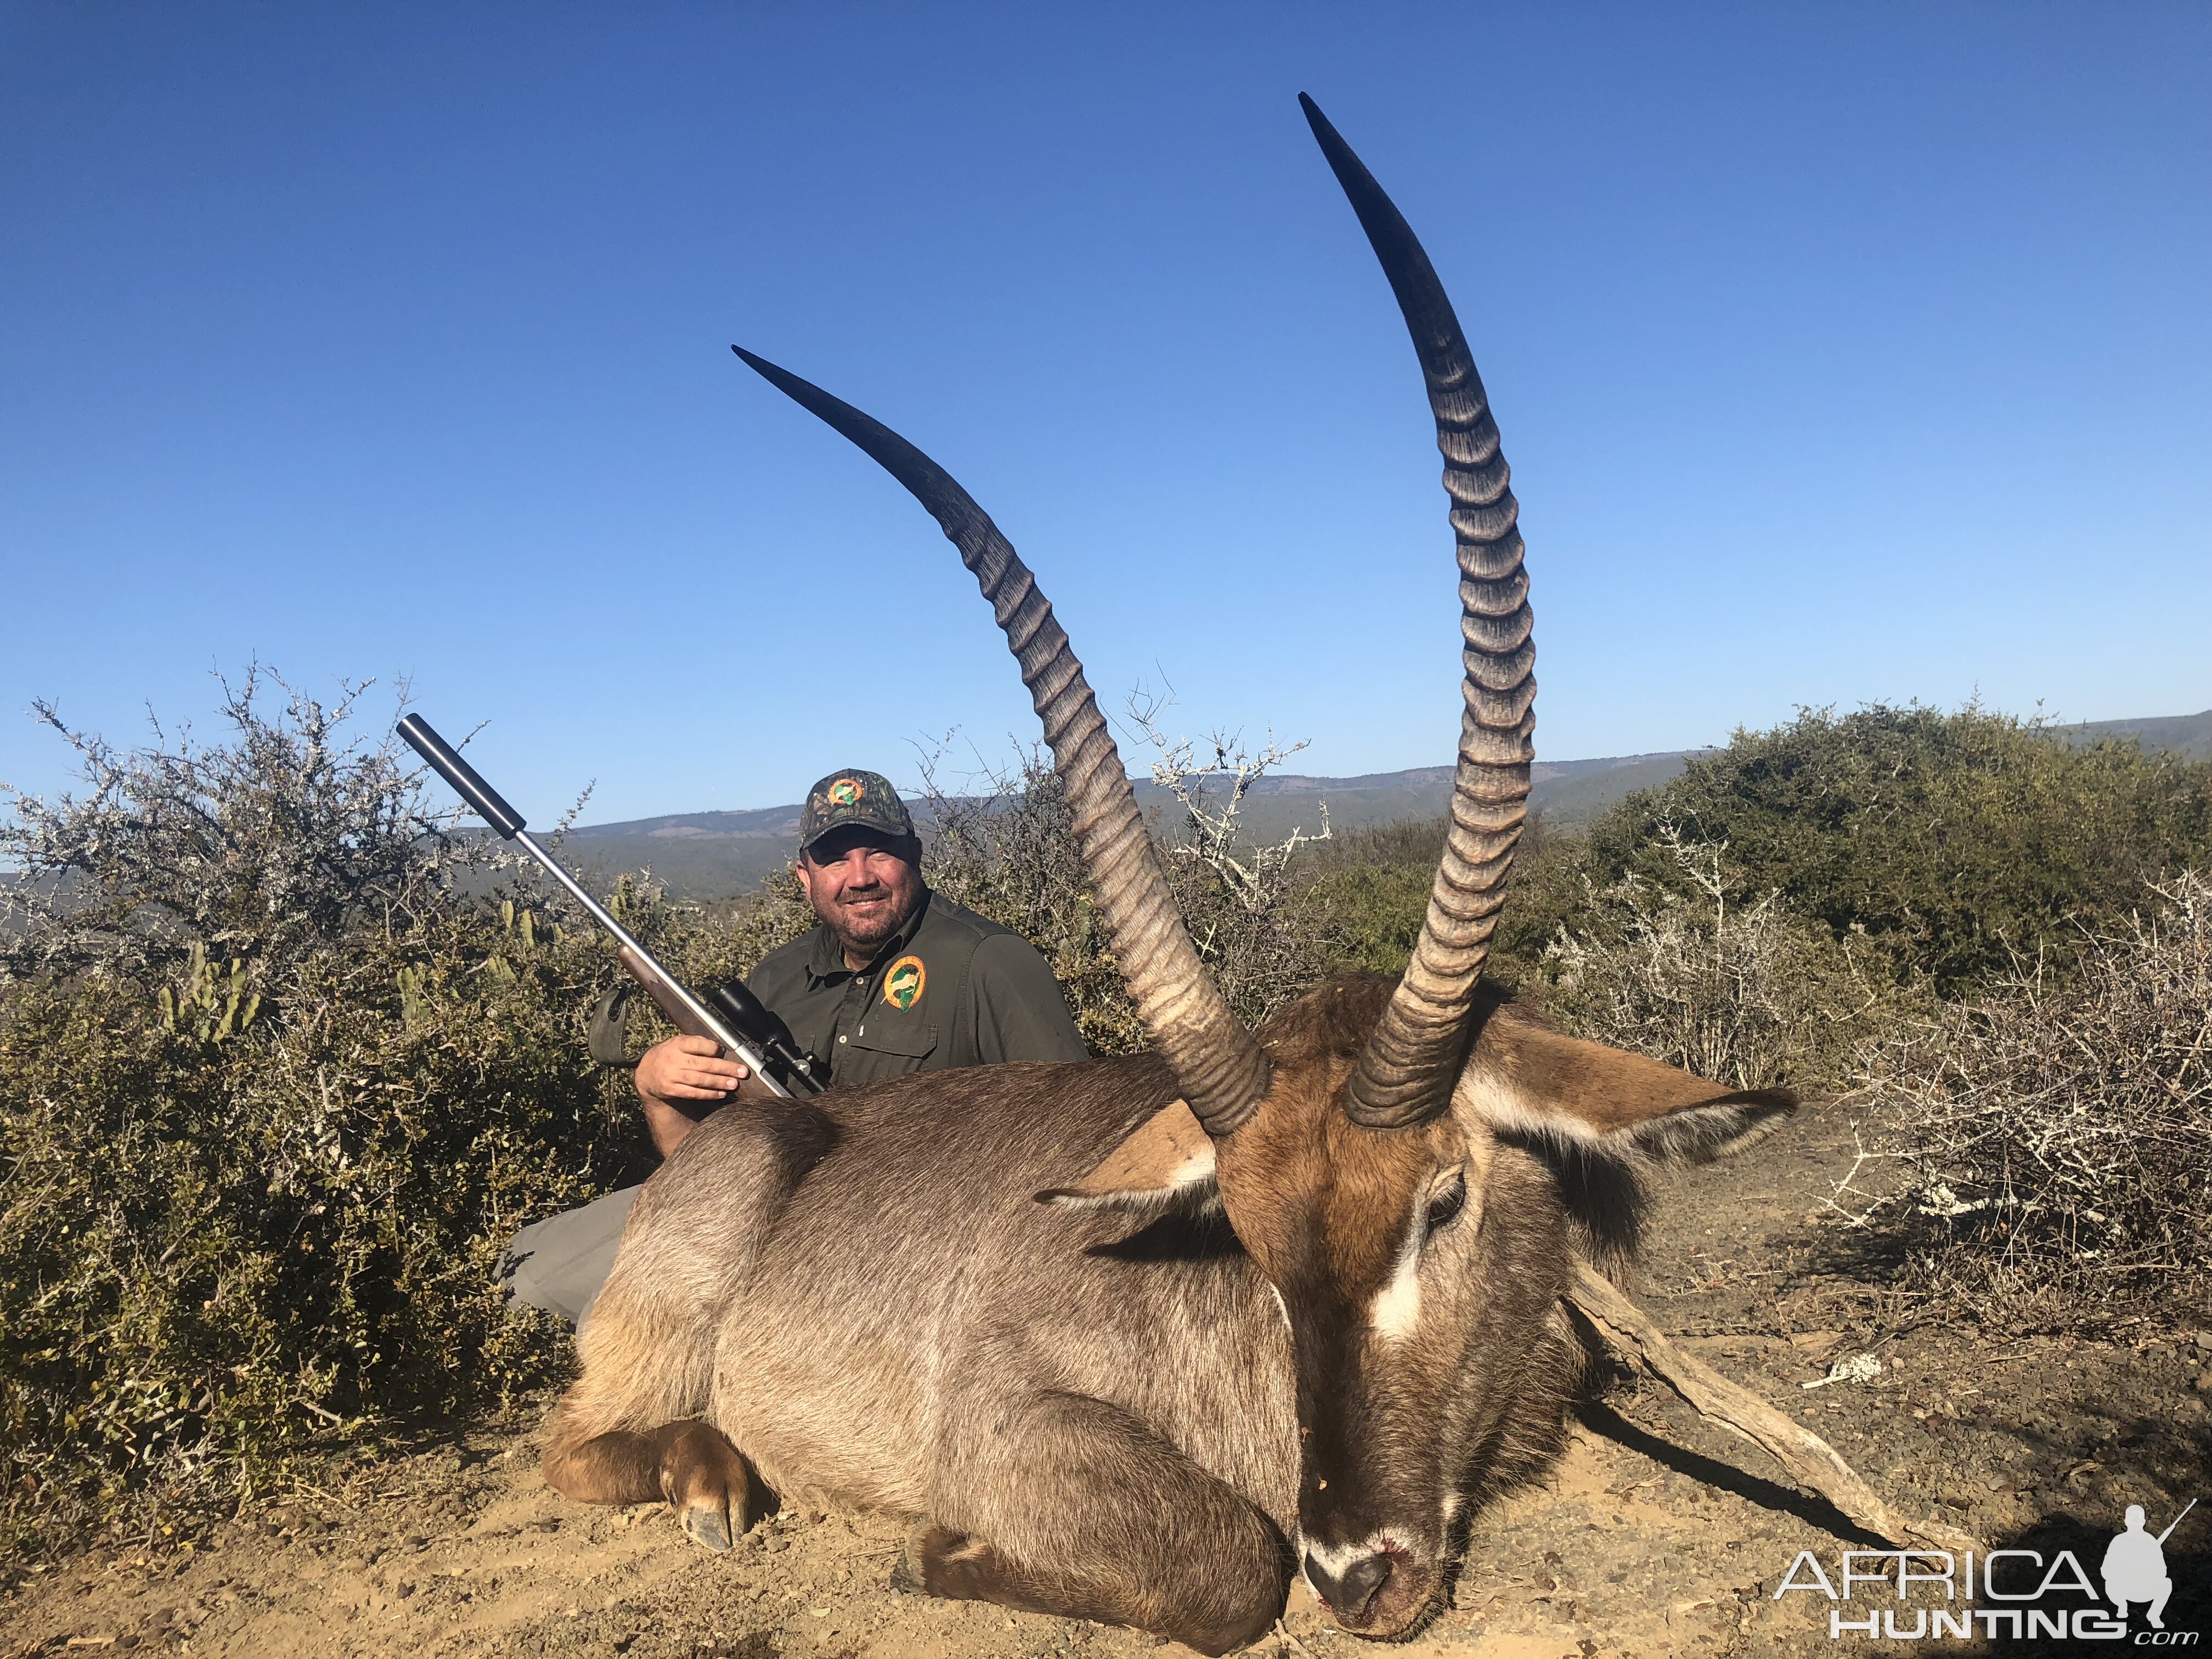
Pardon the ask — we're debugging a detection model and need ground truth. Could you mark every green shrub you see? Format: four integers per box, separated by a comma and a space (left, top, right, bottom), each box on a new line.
1297, 816, 1588, 994
1295, 820, 1441, 979
1565, 704, 2212, 996
0, 675, 780, 1558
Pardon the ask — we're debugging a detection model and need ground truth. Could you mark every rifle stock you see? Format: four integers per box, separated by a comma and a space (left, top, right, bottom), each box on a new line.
618, 943, 717, 1041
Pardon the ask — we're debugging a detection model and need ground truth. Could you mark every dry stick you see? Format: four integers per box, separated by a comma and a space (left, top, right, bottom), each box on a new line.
1566, 1260, 1977, 1555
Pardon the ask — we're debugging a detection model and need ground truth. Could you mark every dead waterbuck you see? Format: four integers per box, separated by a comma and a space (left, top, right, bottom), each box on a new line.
541, 96, 1794, 1651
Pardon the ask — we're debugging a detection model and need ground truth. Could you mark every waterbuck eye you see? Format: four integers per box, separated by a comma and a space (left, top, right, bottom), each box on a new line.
1424, 1171, 1468, 1235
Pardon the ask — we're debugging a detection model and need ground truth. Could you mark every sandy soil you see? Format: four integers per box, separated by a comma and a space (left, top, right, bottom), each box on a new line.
10, 1099, 2209, 1657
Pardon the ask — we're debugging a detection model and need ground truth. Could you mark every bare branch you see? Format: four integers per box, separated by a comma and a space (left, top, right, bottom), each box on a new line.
1566, 1261, 1977, 1555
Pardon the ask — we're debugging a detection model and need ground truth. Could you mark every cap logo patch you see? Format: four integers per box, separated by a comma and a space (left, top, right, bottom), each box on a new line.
827, 777, 864, 808
882, 955, 926, 1011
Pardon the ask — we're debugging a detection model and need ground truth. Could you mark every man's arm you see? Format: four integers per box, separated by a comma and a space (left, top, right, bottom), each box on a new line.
967, 932, 1090, 1064
632, 938, 812, 1156
633, 1036, 775, 1157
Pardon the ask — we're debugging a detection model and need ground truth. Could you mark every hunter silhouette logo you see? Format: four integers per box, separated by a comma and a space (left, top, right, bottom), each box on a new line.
2106, 1499, 2193, 1630
882, 955, 925, 1011
827, 777, 863, 808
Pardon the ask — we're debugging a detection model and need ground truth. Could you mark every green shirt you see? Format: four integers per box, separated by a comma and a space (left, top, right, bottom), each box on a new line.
744, 888, 1088, 1088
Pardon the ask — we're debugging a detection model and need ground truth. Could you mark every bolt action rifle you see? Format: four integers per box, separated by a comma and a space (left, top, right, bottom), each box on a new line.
397, 714, 825, 1098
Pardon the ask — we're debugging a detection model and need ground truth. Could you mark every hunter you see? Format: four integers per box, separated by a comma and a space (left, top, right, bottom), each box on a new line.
501, 768, 1088, 1324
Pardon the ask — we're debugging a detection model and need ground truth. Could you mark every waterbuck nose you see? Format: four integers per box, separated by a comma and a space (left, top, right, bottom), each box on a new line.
1303, 1550, 1393, 1624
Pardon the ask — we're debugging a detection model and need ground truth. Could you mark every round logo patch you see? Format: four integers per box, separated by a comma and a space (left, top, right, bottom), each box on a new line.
827, 776, 863, 807
882, 954, 926, 1011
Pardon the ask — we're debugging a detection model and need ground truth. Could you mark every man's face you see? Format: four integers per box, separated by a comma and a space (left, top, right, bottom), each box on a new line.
796, 828, 925, 963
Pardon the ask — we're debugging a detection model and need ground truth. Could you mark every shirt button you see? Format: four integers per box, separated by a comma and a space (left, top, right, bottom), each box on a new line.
837, 1034, 848, 1044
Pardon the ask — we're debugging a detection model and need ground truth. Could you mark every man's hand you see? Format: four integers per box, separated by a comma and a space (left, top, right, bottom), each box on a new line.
635, 1035, 760, 1158
638, 1034, 752, 1102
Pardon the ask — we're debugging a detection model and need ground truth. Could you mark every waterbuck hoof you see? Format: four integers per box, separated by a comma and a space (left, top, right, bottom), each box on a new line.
891, 1522, 943, 1593
656, 1420, 764, 1553
681, 1503, 735, 1553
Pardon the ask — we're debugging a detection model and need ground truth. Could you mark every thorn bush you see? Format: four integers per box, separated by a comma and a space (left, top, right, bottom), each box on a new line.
1854, 871, 2212, 1331
0, 673, 795, 1559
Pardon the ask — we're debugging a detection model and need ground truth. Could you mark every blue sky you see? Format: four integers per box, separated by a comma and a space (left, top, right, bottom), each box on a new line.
4, 3, 2207, 825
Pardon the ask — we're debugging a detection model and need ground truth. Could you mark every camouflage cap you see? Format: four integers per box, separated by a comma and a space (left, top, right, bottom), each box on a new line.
798, 769, 916, 853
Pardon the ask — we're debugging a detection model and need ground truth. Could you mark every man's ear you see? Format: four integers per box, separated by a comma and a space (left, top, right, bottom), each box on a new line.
1036, 1098, 1220, 1219
1462, 1019, 1796, 1164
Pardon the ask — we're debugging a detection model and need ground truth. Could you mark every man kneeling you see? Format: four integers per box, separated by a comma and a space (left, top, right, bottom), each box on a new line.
500, 768, 1087, 1323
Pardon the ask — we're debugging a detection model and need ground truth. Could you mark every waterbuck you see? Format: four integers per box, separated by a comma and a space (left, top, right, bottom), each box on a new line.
540, 95, 1793, 1651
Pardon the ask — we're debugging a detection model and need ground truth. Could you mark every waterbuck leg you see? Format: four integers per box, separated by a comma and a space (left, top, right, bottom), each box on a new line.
543, 1418, 771, 1551
539, 1107, 819, 1545
919, 1392, 1287, 1655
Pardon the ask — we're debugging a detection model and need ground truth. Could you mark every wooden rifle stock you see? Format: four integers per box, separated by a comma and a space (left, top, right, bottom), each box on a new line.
616, 945, 825, 1096
618, 943, 718, 1041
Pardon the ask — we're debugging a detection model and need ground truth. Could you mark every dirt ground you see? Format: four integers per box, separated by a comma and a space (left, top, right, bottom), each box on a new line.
10, 1098, 2208, 1658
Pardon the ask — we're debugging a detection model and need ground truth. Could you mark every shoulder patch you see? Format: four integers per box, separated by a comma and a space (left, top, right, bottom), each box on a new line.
882, 954, 926, 1011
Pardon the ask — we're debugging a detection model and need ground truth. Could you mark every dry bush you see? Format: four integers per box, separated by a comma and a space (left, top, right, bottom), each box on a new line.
916, 728, 1334, 1051
1850, 872, 2212, 1330
1126, 711, 1335, 1031
0, 674, 777, 1559
2, 673, 456, 979
1537, 821, 1893, 1092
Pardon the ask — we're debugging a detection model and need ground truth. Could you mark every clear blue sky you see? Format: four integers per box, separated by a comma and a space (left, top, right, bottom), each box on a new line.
4, 4, 2207, 825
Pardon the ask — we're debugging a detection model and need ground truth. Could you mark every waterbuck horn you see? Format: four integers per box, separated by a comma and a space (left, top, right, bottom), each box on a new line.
731, 346, 1273, 1136
1299, 94, 1537, 1129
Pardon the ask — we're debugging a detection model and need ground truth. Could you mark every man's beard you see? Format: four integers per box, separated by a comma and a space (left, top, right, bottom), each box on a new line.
831, 888, 908, 953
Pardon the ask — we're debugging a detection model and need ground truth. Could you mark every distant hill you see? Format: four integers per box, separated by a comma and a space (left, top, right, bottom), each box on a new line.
2061, 708, 2212, 761
562, 710, 2210, 900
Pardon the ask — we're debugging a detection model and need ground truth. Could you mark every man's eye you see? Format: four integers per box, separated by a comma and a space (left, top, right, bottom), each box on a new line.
1425, 1172, 1467, 1234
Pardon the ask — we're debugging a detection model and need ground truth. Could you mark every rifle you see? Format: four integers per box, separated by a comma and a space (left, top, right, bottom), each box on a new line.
2158, 1498, 2197, 1545
397, 714, 824, 1098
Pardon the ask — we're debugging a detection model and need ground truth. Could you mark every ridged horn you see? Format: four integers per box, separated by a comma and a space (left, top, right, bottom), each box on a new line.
732, 346, 1273, 1135
1299, 95, 1535, 1129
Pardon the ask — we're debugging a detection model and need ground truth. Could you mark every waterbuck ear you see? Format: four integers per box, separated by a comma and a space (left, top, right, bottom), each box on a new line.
1036, 1098, 1221, 1218
1463, 1021, 1796, 1164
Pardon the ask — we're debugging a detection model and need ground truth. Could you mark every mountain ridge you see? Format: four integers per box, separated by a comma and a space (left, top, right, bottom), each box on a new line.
561, 709, 2210, 899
